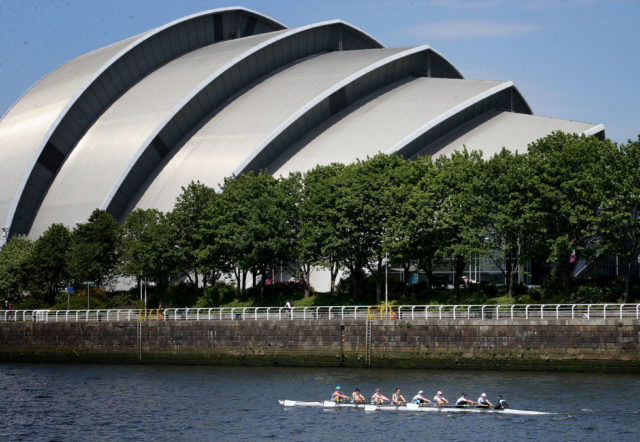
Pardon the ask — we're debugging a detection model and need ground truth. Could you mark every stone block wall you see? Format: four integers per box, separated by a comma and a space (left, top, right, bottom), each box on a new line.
0, 318, 638, 372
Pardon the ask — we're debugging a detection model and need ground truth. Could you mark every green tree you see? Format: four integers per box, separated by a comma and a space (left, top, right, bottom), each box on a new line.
201, 172, 290, 297
597, 136, 640, 301
331, 154, 405, 301
23, 223, 72, 304
67, 209, 120, 287
0, 236, 33, 303
299, 163, 345, 294
279, 172, 314, 297
528, 132, 615, 297
385, 156, 436, 296
433, 149, 488, 299
119, 208, 172, 287
167, 181, 217, 289
484, 149, 545, 297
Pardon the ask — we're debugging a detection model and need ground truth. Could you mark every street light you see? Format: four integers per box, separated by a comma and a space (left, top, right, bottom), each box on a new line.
384, 253, 389, 318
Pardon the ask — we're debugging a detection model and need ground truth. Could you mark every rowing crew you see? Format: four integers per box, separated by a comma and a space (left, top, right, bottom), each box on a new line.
332, 386, 509, 409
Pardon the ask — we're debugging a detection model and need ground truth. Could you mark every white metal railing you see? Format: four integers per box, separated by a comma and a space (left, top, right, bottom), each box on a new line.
1, 304, 639, 323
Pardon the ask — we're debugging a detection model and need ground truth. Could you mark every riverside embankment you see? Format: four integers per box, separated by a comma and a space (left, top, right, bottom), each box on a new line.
1, 309, 639, 372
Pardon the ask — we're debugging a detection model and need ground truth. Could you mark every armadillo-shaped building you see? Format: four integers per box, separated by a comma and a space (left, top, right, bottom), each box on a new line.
0, 7, 603, 244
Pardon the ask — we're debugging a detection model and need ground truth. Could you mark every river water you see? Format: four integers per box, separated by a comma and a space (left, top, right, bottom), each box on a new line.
0, 363, 638, 441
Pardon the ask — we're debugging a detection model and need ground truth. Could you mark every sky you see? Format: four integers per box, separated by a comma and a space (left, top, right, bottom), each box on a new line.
0, 0, 638, 143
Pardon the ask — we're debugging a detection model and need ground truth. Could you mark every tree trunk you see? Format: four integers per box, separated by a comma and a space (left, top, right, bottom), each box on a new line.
303, 263, 312, 299
505, 250, 513, 297
403, 262, 410, 298
350, 265, 360, 301
242, 270, 247, 293
330, 262, 339, 295
419, 256, 433, 291
234, 267, 242, 298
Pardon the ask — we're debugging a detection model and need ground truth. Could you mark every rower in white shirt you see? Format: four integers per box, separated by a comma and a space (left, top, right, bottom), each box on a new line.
476, 392, 493, 408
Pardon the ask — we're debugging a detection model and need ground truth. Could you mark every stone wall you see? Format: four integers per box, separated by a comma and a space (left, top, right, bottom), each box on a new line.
1, 318, 639, 372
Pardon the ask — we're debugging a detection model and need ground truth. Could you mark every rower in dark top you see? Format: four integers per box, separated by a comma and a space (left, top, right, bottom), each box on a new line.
331, 386, 350, 403
494, 395, 509, 409
455, 393, 476, 407
476, 393, 493, 408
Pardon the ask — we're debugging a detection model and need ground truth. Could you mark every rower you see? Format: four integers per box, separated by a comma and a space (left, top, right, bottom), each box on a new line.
433, 390, 449, 406
455, 393, 476, 407
392, 388, 406, 405
494, 395, 509, 409
476, 393, 493, 408
371, 388, 390, 405
331, 386, 350, 403
352, 388, 365, 404
411, 390, 431, 405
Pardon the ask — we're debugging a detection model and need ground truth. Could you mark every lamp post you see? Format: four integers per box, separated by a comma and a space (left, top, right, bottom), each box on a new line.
83, 281, 95, 309
385, 252, 388, 318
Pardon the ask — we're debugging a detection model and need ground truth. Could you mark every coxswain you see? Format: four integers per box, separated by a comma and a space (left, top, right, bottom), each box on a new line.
411, 390, 431, 405
455, 393, 476, 407
352, 388, 365, 404
371, 388, 390, 405
494, 395, 509, 409
332, 386, 350, 403
476, 393, 493, 408
433, 390, 449, 406
392, 388, 406, 405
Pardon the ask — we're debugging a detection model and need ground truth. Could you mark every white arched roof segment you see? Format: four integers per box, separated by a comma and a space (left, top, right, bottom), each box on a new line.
28, 20, 382, 235
270, 77, 506, 177
30, 31, 287, 237
100, 20, 384, 223
417, 110, 605, 160
0, 7, 286, 244
0, 33, 142, 242
386, 81, 526, 158
133, 47, 411, 212
234, 44, 463, 176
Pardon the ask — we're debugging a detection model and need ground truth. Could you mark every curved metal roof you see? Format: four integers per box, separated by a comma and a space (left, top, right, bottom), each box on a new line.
1, 7, 285, 240
0, 8, 603, 243
417, 110, 603, 159
30, 21, 382, 234
271, 78, 508, 176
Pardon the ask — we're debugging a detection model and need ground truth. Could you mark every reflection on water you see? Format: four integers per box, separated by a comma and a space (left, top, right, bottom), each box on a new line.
0, 364, 638, 441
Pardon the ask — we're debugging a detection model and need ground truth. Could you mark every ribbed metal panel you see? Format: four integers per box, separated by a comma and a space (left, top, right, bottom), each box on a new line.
106, 22, 383, 221
0, 8, 286, 243
30, 31, 283, 236
421, 110, 600, 159
272, 78, 503, 177
134, 48, 406, 212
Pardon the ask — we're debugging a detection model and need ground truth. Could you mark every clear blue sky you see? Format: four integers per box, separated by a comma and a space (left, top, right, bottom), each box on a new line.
0, 0, 638, 143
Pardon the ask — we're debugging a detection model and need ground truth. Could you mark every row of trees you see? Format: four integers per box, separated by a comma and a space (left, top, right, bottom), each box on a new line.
1, 132, 639, 306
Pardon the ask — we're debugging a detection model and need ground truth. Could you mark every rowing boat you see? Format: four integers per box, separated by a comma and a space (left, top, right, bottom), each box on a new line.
278, 400, 550, 415
279, 400, 368, 408
364, 403, 550, 415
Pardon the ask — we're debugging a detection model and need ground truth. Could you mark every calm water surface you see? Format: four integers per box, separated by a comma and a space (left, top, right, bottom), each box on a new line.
0, 363, 638, 441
